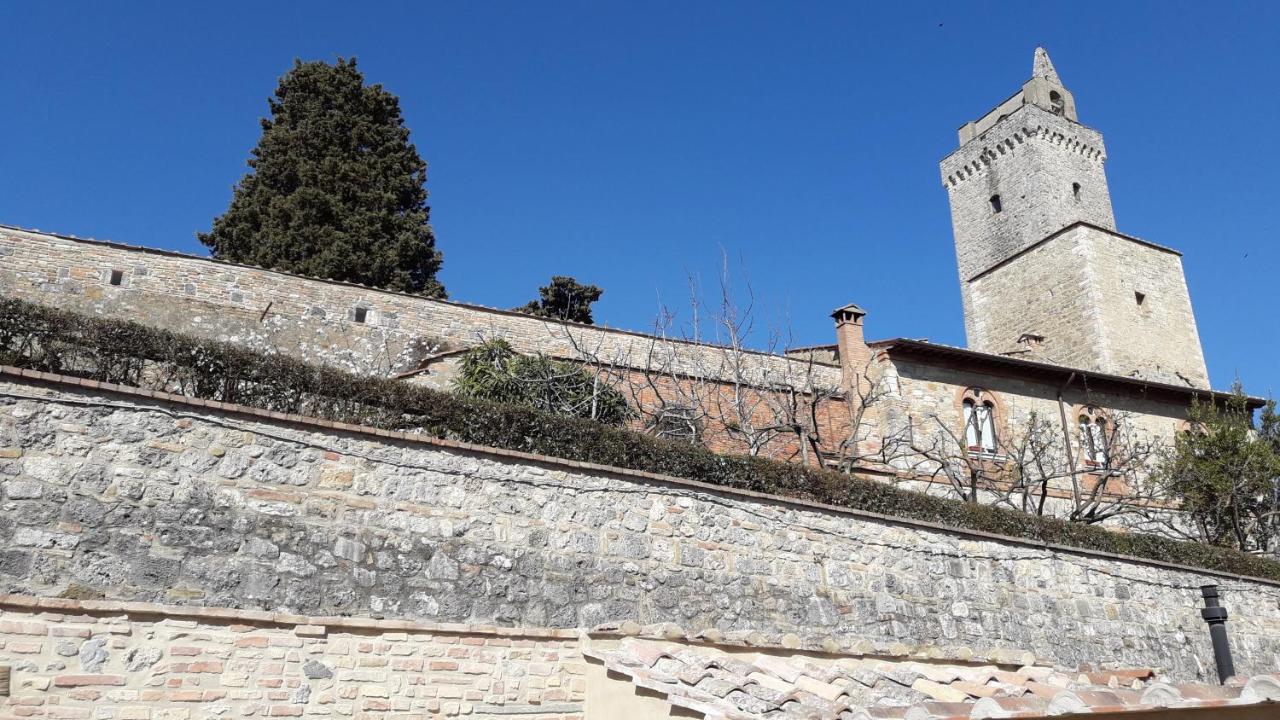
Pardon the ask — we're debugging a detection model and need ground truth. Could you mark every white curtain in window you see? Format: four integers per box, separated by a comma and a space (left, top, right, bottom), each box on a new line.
963, 400, 978, 448
1079, 417, 1094, 462
978, 403, 996, 452
1092, 419, 1108, 465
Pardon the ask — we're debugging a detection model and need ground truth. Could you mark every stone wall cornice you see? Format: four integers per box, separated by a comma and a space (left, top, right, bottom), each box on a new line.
0, 592, 581, 640
3, 365, 1277, 588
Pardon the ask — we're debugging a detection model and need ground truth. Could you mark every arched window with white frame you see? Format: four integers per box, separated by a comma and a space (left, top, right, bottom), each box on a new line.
1078, 406, 1110, 467
961, 388, 999, 455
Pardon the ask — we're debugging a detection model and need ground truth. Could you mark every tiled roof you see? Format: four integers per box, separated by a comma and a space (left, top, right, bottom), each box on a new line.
585, 639, 1280, 719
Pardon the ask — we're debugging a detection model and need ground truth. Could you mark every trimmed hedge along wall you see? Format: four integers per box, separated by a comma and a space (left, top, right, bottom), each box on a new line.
2, 296, 1278, 582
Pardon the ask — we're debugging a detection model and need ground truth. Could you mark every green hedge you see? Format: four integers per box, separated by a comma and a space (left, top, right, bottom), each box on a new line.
2, 295, 1279, 582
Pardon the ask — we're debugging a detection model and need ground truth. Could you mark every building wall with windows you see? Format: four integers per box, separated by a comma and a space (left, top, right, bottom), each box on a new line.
867, 349, 1194, 516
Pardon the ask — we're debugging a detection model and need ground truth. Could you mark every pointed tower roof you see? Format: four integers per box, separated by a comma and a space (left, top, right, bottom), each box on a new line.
1032, 47, 1061, 84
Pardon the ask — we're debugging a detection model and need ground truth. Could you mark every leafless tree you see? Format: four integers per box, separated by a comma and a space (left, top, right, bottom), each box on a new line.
901, 406, 1163, 523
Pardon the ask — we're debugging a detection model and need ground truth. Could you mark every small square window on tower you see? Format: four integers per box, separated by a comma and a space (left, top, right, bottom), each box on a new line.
989, 194, 1002, 214
353, 307, 369, 324
108, 269, 124, 286
1134, 291, 1146, 306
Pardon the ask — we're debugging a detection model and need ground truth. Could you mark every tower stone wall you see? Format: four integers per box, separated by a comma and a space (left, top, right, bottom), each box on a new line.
942, 49, 1210, 388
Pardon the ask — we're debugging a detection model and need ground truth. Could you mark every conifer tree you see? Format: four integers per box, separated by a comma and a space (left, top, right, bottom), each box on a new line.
515, 276, 603, 324
200, 58, 445, 297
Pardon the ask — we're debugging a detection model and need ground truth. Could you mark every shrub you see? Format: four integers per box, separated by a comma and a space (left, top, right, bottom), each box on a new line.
2, 296, 1279, 581
453, 338, 630, 425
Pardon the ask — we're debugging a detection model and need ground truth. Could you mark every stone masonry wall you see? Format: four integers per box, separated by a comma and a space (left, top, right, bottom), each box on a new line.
0, 226, 851, 460
964, 231, 1104, 373
1, 373, 1278, 683
940, 105, 1115, 288
967, 225, 1209, 388
1089, 228, 1210, 388
0, 595, 587, 719
0, 227, 840, 388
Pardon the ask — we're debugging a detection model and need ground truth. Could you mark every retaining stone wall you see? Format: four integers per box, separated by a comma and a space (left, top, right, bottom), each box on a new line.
1, 375, 1278, 683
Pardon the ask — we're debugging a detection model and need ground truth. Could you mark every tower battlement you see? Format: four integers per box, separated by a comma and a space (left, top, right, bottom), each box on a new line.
942, 114, 1107, 193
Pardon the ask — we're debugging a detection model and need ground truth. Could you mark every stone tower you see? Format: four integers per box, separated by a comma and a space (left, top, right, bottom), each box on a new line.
940, 48, 1210, 388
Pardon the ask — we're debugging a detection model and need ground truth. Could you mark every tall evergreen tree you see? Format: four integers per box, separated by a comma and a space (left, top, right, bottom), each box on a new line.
200, 58, 445, 297
515, 276, 603, 324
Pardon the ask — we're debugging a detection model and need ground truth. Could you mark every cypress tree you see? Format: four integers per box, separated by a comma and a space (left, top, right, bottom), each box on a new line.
199, 58, 445, 297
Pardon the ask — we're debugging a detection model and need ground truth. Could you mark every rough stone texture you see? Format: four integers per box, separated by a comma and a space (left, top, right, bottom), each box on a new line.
966, 224, 1209, 388
942, 104, 1116, 286
0, 377, 1277, 683
0, 227, 840, 390
877, 352, 1189, 471
940, 61, 1210, 389
0, 226, 850, 462
0, 601, 587, 718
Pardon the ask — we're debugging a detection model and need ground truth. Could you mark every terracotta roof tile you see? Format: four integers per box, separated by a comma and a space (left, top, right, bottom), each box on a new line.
583, 639, 1280, 719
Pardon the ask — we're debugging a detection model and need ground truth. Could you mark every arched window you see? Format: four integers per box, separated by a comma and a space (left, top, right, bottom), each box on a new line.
961, 388, 999, 454
1078, 406, 1110, 467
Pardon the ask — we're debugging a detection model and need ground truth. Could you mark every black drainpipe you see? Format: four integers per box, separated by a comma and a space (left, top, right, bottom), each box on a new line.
1200, 584, 1235, 683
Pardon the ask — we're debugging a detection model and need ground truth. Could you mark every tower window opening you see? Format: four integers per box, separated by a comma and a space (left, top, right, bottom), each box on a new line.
989, 194, 1002, 214
1049, 90, 1064, 115
353, 307, 368, 324
108, 269, 124, 286
1135, 291, 1146, 306
1072, 182, 1081, 201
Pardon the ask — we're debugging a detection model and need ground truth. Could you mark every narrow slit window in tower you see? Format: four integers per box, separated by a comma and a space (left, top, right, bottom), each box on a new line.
1072, 182, 1081, 201
1134, 291, 1146, 306
989, 194, 1002, 214
108, 269, 124, 286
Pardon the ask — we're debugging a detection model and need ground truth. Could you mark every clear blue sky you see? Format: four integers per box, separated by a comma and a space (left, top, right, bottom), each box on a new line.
2, 2, 1277, 395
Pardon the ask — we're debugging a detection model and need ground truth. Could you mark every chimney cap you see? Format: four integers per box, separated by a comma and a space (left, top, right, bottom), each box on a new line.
831, 303, 866, 320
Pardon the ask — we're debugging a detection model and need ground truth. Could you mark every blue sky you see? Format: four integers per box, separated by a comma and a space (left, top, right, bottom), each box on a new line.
2, 2, 1277, 395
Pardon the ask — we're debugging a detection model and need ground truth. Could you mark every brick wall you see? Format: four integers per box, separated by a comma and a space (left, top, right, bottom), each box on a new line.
0, 595, 586, 719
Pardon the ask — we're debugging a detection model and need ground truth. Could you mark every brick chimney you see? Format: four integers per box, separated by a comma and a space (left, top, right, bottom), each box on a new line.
831, 303, 871, 394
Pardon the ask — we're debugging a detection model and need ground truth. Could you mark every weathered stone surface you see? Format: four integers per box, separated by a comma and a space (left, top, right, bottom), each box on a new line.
125, 646, 162, 671
941, 59, 1208, 387
302, 658, 333, 679
77, 636, 108, 672
0, 378, 1277, 682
